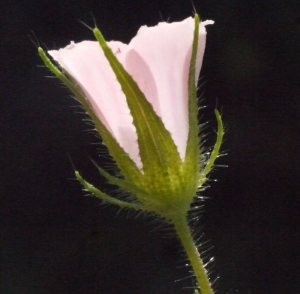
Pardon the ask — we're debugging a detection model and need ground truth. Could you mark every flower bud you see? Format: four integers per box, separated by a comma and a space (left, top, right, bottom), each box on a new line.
38, 14, 223, 220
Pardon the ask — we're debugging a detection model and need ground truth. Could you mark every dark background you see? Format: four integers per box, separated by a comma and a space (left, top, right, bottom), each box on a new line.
1, 0, 300, 293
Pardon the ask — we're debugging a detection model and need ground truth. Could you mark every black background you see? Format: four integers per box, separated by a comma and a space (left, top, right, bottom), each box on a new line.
1, 0, 300, 293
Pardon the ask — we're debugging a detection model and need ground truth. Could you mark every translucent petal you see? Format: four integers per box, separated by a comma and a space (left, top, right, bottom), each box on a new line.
49, 41, 142, 168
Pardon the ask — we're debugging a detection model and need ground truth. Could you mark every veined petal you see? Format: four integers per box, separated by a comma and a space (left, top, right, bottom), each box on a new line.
48, 41, 142, 168
123, 17, 214, 160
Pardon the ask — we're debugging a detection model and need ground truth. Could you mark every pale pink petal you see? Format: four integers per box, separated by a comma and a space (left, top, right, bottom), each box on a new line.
48, 41, 142, 168
196, 20, 214, 79
123, 18, 213, 160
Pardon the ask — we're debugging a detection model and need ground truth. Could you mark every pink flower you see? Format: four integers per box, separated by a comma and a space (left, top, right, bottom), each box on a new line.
39, 17, 224, 292
48, 17, 214, 169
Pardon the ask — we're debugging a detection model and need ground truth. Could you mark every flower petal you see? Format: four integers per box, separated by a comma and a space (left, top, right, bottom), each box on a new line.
196, 20, 214, 79
123, 17, 213, 160
48, 41, 142, 168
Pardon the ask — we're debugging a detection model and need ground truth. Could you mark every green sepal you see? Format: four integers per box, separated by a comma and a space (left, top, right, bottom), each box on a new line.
170, 14, 201, 203
75, 171, 144, 210
38, 48, 143, 184
185, 14, 200, 179
93, 28, 183, 192
91, 160, 152, 204
97, 166, 166, 212
198, 109, 224, 187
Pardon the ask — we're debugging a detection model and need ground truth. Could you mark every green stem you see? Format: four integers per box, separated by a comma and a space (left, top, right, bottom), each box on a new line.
171, 214, 214, 294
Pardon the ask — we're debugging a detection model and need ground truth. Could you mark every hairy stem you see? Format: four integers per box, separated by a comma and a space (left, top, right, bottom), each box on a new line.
171, 214, 214, 294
